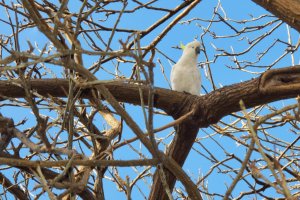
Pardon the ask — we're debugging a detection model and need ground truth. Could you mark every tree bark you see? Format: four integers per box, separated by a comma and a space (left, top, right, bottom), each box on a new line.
1, 66, 300, 126
1, 66, 300, 199
251, 0, 300, 32
149, 66, 300, 199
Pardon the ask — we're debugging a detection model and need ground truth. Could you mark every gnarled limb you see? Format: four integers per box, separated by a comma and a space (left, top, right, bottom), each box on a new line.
251, 0, 300, 32
1, 66, 300, 199
1, 66, 300, 125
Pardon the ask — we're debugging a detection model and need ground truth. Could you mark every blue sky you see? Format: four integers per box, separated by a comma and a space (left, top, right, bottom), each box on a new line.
1, 0, 299, 199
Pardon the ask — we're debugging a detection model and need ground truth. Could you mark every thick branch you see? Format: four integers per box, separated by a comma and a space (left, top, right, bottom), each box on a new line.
149, 122, 199, 200
0, 79, 183, 115
149, 66, 300, 199
251, 0, 300, 32
1, 66, 300, 199
1, 66, 300, 126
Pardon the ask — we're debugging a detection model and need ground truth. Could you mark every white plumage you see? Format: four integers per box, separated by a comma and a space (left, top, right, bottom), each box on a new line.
170, 41, 201, 95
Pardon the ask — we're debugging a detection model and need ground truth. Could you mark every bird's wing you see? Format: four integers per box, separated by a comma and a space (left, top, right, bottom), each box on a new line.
170, 63, 179, 83
192, 67, 201, 84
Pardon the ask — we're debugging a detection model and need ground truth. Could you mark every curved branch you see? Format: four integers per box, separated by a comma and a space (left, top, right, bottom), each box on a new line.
1, 66, 300, 126
251, 0, 300, 32
149, 65, 300, 199
1, 66, 300, 199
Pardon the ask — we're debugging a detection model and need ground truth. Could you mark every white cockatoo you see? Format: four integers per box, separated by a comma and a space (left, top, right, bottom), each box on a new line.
170, 40, 201, 95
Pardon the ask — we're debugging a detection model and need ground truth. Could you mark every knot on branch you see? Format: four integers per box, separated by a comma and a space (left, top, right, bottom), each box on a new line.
191, 97, 211, 127
260, 66, 300, 95
170, 95, 199, 120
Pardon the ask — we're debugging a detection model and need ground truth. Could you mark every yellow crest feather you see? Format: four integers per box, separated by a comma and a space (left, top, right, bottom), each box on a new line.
180, 41, 185, 50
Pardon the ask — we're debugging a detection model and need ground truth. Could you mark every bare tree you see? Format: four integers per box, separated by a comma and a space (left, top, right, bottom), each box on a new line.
0, 0, 300, 199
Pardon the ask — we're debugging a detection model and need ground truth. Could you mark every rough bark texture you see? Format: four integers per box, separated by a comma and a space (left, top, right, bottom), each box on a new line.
149, 122, 200, 200
149, 67, 300, 199
1, 67, 300, 127
0, 0, 299, 199
251, 0, 300, 32
1, 66, 300, 199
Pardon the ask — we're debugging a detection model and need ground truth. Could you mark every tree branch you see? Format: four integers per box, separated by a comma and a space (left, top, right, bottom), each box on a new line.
251, 0, 300, 32
1, 66, 300, 199
149, 65, 300, 199
0, 172, 29, 200
0, 152, 96, 200
1, 66, 300, 125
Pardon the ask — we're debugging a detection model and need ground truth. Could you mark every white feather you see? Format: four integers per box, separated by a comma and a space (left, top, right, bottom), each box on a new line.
170, 41, 201, 95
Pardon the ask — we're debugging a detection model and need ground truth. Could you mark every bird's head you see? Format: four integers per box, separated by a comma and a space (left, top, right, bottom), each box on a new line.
182, 40, 201, 58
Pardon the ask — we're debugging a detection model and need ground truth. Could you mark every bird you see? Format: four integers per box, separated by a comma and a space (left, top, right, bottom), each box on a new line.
170, 40, 201, 95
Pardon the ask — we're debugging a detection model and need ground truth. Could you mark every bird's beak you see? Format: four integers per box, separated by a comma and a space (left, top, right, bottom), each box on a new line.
195, 46, 201, 54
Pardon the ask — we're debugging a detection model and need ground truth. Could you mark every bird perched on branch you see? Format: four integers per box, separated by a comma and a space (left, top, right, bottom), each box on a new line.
170, 40, 201, 95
